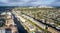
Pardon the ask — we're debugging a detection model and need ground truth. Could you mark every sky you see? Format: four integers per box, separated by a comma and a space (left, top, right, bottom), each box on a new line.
0, 0, 60, 6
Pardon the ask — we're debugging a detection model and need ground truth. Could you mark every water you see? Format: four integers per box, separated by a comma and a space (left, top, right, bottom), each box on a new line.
12, 13, 28, 33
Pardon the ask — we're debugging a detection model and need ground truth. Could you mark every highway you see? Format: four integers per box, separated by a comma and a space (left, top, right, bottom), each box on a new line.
12, 11, 45, 33
12, 11, 60, 33
21, 13, 60, 33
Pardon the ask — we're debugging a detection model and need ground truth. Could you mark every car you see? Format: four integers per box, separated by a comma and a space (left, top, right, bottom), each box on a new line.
49, 23, 55, 27
56, 25, 60, 30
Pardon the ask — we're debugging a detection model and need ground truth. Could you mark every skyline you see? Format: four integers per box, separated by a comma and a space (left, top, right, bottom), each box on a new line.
0, 0, 60, 6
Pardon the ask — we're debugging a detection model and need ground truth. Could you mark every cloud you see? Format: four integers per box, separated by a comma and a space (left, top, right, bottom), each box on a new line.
49, 0, 60, 6
0, 0, 60, 6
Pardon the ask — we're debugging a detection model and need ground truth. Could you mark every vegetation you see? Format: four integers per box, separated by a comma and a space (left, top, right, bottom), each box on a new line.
13, 7, 60, 32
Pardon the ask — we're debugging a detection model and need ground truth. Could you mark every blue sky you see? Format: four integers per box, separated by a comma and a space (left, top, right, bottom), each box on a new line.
0, 0, 60, 6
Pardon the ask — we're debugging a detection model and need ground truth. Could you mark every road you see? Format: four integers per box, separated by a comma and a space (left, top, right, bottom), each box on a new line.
12, 13, 28, 33
12, 11, 60, 33
21, 13, 60, 32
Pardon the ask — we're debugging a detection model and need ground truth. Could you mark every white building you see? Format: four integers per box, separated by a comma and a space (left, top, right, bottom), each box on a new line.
0, 28, 5, 33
